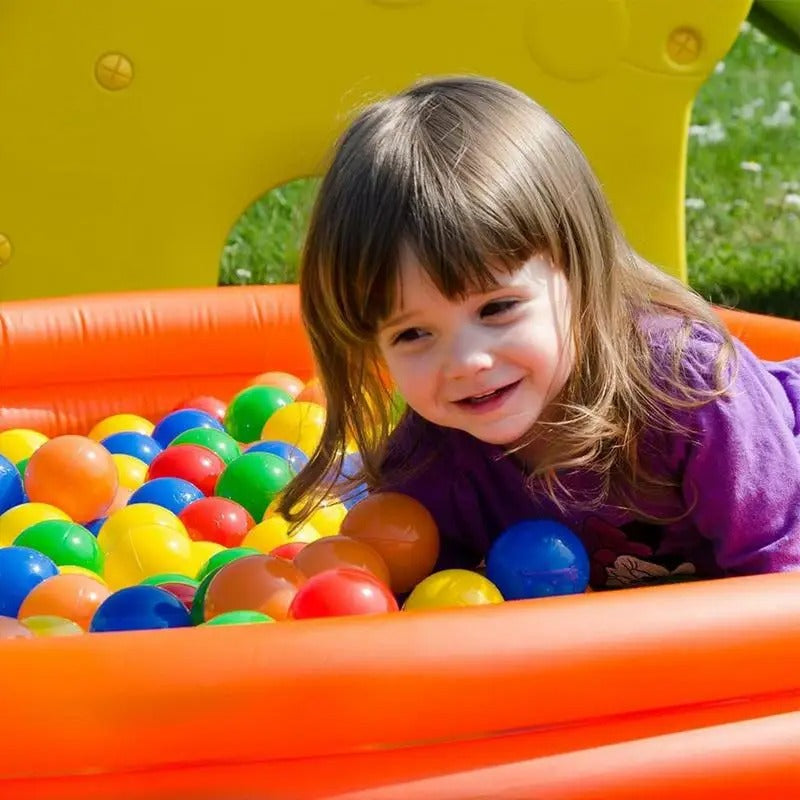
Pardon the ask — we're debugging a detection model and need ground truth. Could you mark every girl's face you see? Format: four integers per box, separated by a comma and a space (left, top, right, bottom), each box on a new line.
378, 249, 574, 446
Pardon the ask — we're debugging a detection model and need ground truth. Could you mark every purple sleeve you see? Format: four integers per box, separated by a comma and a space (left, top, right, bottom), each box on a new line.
668, 330, 800, 575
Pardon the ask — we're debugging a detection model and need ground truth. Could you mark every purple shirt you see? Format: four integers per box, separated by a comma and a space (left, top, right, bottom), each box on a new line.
380, 319, 800, 589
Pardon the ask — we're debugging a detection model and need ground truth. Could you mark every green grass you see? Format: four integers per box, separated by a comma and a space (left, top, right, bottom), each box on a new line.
220, 22, 800, 319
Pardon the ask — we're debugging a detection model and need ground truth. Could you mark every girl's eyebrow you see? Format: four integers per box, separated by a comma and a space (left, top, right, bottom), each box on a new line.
381, 309, 417, 331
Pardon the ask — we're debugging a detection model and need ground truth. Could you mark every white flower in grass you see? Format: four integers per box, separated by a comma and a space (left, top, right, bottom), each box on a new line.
684, 197, 706, 210
689, 120, 726, 144
779, 81, 795, 98
762, 101, 795, 129
235, 268, 252, 279
784, 193, 800, 208
714, 61, 726, 75
733, 199, 750, 209
736, 98, 765, 120
740, 21, 752, 34
782, 181, 800, 192
740, 161, 762, 173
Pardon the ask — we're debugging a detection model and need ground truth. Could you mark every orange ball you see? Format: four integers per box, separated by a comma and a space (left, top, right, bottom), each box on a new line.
24, 436, 119, 523
296, 378, 326, 407
18, 573, 110, 630
339, 492, 440, 594
203, 554, 306, 622
293, 535, 391, 586
249, 371, 305, 398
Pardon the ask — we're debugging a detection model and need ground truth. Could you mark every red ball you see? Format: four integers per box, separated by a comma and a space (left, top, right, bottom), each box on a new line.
178, 497, 255, 547
158, 582, 198, 611
288, 567, 398, 620
146, 444, 225, 496
270, 541, 308, 561
173, 396, 227, 424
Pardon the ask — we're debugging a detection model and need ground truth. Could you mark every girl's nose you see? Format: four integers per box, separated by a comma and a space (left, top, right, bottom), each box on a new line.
443, 330, 494, 380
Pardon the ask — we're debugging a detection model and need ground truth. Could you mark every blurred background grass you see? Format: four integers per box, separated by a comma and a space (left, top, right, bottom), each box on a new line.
219, 20, 800, 320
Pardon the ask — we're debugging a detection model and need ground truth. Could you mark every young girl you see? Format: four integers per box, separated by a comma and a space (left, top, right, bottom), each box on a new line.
277, 75, 800, 591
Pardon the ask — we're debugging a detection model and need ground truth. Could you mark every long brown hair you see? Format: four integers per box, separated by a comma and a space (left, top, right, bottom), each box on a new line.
276, 75, 733, 524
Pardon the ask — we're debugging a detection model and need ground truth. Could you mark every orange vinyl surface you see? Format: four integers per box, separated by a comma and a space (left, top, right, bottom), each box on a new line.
2, 287, 800, 798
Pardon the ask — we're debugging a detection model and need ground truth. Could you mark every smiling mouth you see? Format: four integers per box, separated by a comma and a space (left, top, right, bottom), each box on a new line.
454, 379, 523, 407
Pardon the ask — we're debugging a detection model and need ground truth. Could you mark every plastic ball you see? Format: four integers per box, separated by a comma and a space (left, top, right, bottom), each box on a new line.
16, 458, 29, 478
60, 565, 109, 585
172, 396, 227, 424
340, 492, 440, 594
141, 573, 199, 588
128, 477, 204, 516
89, 414, 154, 442
101, 431, 162, 465
293, 535, 391, 585
486, 520, 590, 600
270, 541, 308, 560
296, 378, 326, 407
151, 409, 225, 449
178, 497, 254, 547
24, 436, 118, 523
187, 540, 225, 576
21, 615, 84, 637
260, 401, 326, 457
195, 546, 261, 583
18, 573, 110, 630
97, 503, 187, 552
170, 428, 240, 465
14, 519, 103, 574
0, 502, 70, 547
0, 454, 26, 515
215, 453, 293, 521
90, 585, 193, 632
203, 554, 306, 622
203, 610, 275, 626
158, 581, 198, 610
0, 429, 48, 464
249, 371, 305, 398
288, 567, 398, 619
0, 546, 58, 616
146, 445, 225, 496
403, 569, 504, 611
267, 496, 347, 538
223, 385, 294, 444
0, 615, 34, 639
245, 440, 308, 473
103, 523, 193, 589
242, 514, 319, 554
112, 454, 149, 491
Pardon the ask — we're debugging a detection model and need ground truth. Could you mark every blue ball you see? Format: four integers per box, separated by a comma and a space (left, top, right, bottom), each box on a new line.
101, 431, 163, 465
128, 477, 204, 516
90, 585, 193, 632
0, 546, 59, 616
245, 440, 308, 473
151, 409, 225, 449
0, 454, 25, 515
486, 520, 590, 600
85, 518, 106, 537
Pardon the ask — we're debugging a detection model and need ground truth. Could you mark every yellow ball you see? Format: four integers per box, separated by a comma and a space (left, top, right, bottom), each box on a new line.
103, 523, 194, 589
59, 565, 109, 586
21, 615, 85, 637
188, 541, 225, 576
308, 501, 347, 537
97, 503, 187, 553
403, 569, 505, 611
242, 515, 320, 554
112, 453, 148, 490
0, 428, 49, 464
0, 502, 71, 547
88, 414, 154, 442
260, 402, 325, 457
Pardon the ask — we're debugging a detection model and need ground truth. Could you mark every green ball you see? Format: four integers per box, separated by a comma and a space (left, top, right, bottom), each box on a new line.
215, 452, 293, 521
16, 458, 29, 477
223, 385, 293, 444
14, 519, 103, 574
203, 610, 275, 626
171, 427, 241, 465
141, 573, 199, 588
195, 546, 261, 583
190, 571, 217, 625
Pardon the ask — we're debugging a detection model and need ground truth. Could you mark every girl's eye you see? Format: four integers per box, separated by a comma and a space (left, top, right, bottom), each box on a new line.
392, 327, 426, 345
480, 299, 518, 318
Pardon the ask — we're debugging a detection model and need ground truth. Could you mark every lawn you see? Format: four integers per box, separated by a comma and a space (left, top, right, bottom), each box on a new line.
219, 21, 800, 320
